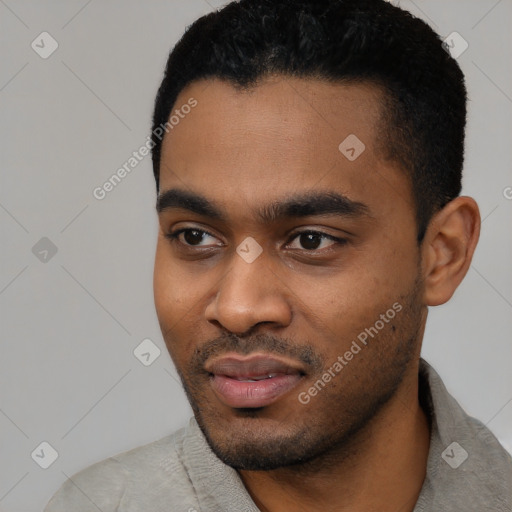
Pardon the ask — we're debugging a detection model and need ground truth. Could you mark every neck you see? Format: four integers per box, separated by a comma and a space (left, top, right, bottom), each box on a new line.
238, 359, 431, 512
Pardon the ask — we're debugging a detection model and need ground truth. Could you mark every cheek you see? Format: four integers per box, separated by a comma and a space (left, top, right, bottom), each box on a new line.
153, 241, 217, 363
290, 249, 418, 352
153, 241, 189, 328
355, 221, 419, 292
153, 253, 191, 366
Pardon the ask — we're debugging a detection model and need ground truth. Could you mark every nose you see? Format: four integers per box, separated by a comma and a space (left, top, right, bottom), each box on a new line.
204, 251, 292, 335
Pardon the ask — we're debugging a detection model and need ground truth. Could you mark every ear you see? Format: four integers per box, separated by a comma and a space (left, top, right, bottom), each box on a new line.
421, 196, 480, 306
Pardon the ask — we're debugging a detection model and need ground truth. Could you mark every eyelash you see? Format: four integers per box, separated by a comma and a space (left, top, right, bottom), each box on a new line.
164, 228, 347, 252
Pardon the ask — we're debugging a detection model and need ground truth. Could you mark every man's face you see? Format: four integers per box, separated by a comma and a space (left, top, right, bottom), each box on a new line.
154, 76, 426, 470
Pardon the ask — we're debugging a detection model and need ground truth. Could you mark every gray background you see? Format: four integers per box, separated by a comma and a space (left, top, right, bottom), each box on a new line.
1, 1, 511, 511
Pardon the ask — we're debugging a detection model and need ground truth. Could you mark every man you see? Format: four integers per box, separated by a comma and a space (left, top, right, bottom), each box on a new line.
45, 0, 512, 510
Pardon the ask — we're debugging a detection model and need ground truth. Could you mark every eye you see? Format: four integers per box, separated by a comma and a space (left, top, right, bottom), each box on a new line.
165, 228, 222, 247
287, 231, 346, 251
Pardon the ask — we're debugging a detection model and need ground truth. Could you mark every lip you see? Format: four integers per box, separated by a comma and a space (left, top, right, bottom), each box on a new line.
205, 353, 305, 408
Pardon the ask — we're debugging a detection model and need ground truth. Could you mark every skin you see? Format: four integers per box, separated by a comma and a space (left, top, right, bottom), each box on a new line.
153, 76, 480, 512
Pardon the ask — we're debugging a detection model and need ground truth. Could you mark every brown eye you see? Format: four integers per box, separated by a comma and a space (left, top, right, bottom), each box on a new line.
183, 229, 206, 246
288, 230, 343, 251
165, 228, 221, 248
299, 233, 323, 250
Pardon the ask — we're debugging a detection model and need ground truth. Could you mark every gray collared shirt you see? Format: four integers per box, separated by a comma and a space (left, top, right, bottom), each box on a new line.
44, 358, 512, 511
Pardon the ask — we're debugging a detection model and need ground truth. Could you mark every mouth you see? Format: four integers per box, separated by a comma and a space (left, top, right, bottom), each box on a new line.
205, 353, 306, 408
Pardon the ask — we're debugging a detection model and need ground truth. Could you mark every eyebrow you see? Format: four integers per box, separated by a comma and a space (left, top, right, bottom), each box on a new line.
156, 188, 371, 223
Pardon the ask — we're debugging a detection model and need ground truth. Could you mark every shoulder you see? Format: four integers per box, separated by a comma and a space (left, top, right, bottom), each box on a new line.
44, 425, 199, 511
419, 359, 512, 510
43, 456, 128, 512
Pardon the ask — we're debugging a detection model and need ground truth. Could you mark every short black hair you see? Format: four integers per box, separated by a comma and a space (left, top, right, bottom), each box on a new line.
151, 0, 467, 242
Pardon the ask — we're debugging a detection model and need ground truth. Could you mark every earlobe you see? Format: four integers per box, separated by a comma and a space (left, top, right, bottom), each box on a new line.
421, 196, 480, 306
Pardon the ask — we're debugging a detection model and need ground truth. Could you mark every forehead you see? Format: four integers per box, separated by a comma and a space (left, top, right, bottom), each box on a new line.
163, 75, 385, 160
159, 76, 413, 225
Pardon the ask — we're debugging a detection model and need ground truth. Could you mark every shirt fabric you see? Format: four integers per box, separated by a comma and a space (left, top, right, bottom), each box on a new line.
44, 358, 512, 511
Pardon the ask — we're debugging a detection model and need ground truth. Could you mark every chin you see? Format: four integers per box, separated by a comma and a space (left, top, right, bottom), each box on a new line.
193, 409, 335, 470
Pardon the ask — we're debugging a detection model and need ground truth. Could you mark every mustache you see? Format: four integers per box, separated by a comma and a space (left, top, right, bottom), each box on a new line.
188, 332, 325, 374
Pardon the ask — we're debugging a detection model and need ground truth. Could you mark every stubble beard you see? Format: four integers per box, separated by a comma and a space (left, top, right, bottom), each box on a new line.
170, 281, 425, 472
